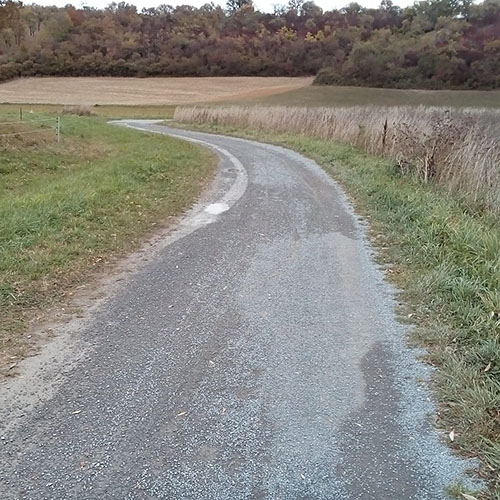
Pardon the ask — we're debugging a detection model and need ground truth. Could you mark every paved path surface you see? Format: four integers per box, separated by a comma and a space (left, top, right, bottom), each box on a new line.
0, 123, 472, 499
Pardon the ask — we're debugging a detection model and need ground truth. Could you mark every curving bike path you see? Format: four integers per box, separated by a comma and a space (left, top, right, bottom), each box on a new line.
0, 122, 474, 499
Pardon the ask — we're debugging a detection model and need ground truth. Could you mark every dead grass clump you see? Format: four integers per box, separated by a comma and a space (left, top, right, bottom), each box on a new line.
175, 105, 500, 212
62, 105, 95, 116
0, 121, 56, 150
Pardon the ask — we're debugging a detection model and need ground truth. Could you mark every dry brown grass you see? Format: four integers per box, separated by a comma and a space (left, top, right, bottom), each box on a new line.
175, 105, 500, 211
0, 119, 57, 149
62, 105, 96, 116
0, 76, 312, 106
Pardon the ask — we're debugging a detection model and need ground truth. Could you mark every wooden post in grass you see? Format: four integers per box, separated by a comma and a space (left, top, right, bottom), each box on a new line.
19, 107, 23, 121
56, 116, 60, 143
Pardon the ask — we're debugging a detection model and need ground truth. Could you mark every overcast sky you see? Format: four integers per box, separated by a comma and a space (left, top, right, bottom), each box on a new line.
31, 0, 416, 14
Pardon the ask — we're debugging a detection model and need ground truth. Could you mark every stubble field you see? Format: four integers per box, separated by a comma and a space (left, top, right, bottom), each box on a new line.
0, 76, 313, 106
3, 77, 500, 109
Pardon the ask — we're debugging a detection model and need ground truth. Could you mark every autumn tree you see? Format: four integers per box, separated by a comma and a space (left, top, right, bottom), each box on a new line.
0, 0, 498, 88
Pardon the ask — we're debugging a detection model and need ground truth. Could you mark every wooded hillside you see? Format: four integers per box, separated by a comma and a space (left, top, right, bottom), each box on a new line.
0, 0, 499, 89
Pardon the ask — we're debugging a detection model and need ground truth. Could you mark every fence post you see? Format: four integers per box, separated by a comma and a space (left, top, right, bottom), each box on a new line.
56, 116, 60, 143
19, 107, 23, 121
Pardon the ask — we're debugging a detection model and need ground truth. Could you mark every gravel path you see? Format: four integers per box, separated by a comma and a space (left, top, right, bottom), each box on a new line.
0, 122, 474, 499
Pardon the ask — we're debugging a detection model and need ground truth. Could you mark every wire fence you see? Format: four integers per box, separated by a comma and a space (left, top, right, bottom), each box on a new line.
0, 111, 61, 142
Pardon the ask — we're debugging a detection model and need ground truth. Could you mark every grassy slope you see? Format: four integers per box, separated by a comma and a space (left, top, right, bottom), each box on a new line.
0, 112, 215, 364
171, 122, 500, 499
241, 85, 500, 108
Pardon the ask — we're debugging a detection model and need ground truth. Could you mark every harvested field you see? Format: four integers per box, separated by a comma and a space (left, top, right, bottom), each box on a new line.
0, 76, 312, 106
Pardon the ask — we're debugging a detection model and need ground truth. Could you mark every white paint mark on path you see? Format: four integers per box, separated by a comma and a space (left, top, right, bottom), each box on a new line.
109, 119, 249, 244
205, 202, 230, 215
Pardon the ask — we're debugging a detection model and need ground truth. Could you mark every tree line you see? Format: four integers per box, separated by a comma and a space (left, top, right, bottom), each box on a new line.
0, 0, 499, 89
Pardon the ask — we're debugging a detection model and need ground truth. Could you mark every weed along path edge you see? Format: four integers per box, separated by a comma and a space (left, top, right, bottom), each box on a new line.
0, 122, 477, 499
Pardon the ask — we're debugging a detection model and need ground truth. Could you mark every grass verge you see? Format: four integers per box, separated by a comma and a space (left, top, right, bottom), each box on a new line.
0, 103, 177, 119
0, 112, 215, 369
170, 121, 500, 499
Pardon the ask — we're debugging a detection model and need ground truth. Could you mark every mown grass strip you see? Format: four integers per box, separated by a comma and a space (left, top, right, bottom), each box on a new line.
0, 103, 177, 119
252, 86, 500, 109
0, 114, 215, 363
171, 122, 500, 499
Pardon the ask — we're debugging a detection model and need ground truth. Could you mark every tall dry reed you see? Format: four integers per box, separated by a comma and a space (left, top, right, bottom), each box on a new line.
175, 105, 500, 211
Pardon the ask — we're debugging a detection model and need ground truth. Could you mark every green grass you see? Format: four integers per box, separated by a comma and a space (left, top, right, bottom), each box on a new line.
240, 85, 500, 108
92, 104, 177, 119
0, 103, 176, 119
170, 121, 500, 499
0, 112, 215, 362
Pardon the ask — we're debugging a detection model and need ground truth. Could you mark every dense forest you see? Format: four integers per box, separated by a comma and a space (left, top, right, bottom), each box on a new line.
0, 0, 499, 89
